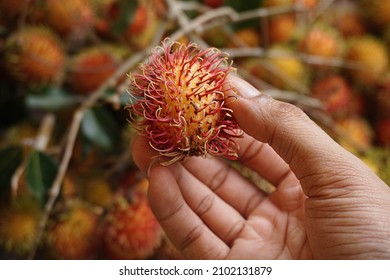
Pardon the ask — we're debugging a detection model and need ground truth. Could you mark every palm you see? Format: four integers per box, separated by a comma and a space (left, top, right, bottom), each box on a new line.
146, 134, 313, 259
226, 193, 311, 259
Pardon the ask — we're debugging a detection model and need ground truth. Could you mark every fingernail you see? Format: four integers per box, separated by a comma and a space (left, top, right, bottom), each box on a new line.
226, 74, 262, 98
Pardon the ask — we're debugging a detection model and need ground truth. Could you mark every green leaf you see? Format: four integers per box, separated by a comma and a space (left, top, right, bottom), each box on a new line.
111, 0, 139, 36
0, 146, 23, 195
25, 150, 58, 205
81, 107, 119, 150
26, 87, 77, 111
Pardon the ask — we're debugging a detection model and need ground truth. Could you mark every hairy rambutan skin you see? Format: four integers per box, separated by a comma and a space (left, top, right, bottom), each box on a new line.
4, 26, 65, 85
128, 40, 242, 165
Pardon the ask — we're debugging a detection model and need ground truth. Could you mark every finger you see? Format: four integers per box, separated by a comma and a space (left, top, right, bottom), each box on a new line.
148, 165, 229, 259
235, 134, 303, 212
131, 134, 155, 175
165, 161, 249, 245
181, 156, 265, 217
236, 133, 298, 188
226, 75, 374, 198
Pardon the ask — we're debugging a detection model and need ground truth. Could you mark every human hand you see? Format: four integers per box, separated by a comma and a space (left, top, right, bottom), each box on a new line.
132, 75, 390, 259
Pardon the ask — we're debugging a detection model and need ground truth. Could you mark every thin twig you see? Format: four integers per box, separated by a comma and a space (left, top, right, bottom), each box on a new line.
11, 114, 55, 198
170, 6, 238, 41
166, 0, 209, 48
221, 47, 363, 69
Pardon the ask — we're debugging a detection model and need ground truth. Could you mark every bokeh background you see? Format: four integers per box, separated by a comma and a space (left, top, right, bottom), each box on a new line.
0, 0, 389, 260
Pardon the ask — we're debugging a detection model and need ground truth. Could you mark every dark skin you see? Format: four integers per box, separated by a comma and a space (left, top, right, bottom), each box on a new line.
132, 75, 390, 259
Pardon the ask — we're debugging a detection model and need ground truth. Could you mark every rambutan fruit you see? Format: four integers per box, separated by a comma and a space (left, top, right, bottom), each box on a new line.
126, 3, 148, 35
44, 0, 95, 40
336, 115, 374, 153
230, 28, 261, 47
359, 0, 390, 29
375, 118, 390, 147
66, 45, 126, 94
102, 193, 162, 260
264, 46, 308, 91
128, 4, 159, 50
3, 26, 65, 85
298, 23, 344, 58
239, 57, 267, 80
128, 39, 242, 165
329, 1, 366, 38
203, 27, 230, 48
203, 0, 224, 9
46, 203, 101, 259
0, 197, 41, 257
344, 36, 389, 86
310, 75, 352, 116
93, 0, 158, 49
374, 77, 390, 118
82, 175, 114, 208
268, 14, 297, 45
94, 0, 147, 37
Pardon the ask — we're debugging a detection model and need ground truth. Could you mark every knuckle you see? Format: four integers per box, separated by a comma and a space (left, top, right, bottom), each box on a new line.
194, 194, 215, 217
268, 99, 307, 121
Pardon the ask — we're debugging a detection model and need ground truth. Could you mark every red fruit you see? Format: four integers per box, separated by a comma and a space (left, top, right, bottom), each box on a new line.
126, 4, 147, 35
67, 45, 123, 94
345, 36, 389, 86
336, 116, 373, 152
45, 0, 95, 39
93, 0, 157, 49
331, 2, 366, 38
376, 119, 390, 147
204, 0, 224, 8
239, 57, 266, 79
374, 78, 390, 118
311, 75, 352, 115
359, 0, 390, 29
4, 26, 65, 85
231, 28, 260, 47
299, 24, 343, 58
268, 14, 297, 45
46, 204, 100, 259
265, 45, 307, 90
0, 197, 41, 256
103, 189, 162, 260
128, 40, 242, 165
95, 0, 147, 35
203, 27, 230, 48
82, 175, 114, 208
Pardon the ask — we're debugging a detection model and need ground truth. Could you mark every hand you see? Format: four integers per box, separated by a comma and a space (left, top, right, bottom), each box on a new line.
132, 75, 390, 259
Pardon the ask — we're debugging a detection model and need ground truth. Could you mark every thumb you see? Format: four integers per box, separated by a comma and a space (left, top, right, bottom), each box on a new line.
225, 75, 382, 197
